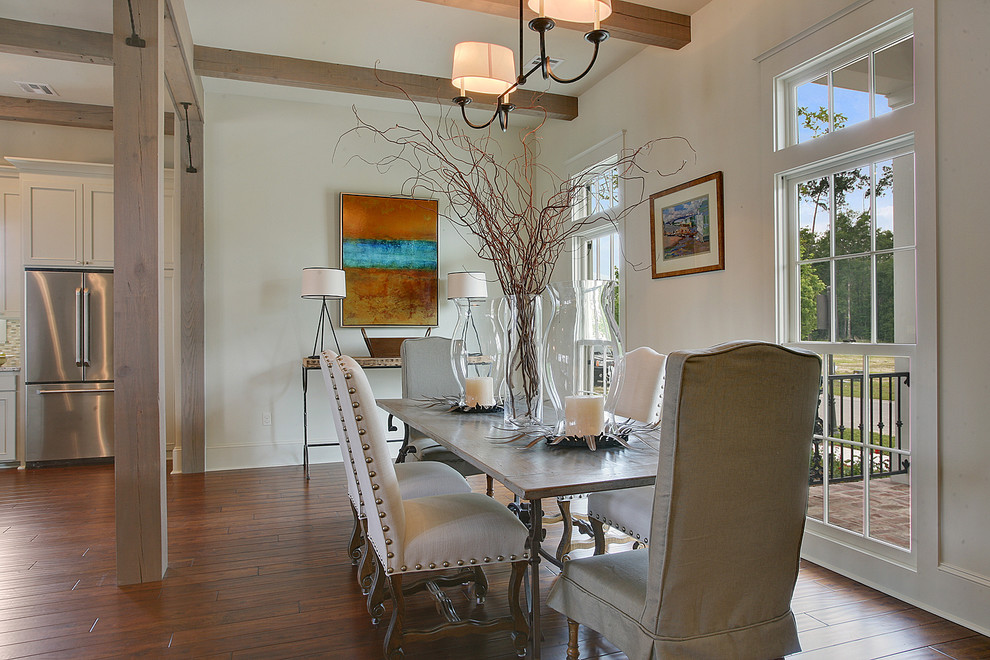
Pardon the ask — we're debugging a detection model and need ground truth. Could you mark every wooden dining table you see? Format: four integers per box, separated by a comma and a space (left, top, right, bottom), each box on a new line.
376, 398, 659, 660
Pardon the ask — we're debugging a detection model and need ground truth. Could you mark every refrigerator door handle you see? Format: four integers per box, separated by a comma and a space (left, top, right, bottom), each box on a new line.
37, 388, 115, 395
82, 288, 91, 367
74, 287, 83, 367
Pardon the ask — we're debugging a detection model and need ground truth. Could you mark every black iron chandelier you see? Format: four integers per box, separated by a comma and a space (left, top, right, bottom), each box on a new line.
451, 0, 612, 131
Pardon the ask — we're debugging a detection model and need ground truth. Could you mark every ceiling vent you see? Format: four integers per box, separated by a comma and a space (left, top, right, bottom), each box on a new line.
15, 81, 58, 96
528, 55, 564, 69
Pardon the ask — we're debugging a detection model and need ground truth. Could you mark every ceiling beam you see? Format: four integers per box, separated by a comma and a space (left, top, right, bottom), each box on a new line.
414, 0, 691, 49
193, 46, 579, 121
163, 0, 204, 121
0, 17, 113, 64
0, 95, 175, 135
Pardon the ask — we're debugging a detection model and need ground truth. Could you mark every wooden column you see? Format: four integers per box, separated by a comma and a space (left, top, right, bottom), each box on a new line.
179, 117, 205, 473
113, 0, 167, 585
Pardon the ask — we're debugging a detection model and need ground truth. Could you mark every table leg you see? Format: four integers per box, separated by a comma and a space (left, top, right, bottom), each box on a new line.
529, 497, 542, 660
302, 364, 310, 480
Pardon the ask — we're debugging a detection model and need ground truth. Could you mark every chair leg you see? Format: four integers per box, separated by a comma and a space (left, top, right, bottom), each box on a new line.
472, 565, 489, 604
357, 522, 375, 594
366, 551, 387, 626
589, 517, 607, 555
567, 618, 580, 659
384, 574, 405, 659
556, 499, 574, 562
486, 474, 494, 498
509, 561, 530, 658
395, 426, 411, 463
348, 503, 363, 566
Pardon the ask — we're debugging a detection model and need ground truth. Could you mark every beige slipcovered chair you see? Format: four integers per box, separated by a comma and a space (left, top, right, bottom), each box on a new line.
586, 346, 667, 553
548, 341, 822, 660
319, 351, 475, 620
328, 353, 530, 657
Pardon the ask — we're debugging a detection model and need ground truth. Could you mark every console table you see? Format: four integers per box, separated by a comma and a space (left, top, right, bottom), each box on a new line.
301, 356, 402, 479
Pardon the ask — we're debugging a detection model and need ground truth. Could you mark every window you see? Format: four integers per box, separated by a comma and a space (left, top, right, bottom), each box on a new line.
774, 15, 918, 554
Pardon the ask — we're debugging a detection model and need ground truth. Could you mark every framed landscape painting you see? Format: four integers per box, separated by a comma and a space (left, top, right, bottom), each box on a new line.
649, 171, 725, 279
340, 193, 438, 326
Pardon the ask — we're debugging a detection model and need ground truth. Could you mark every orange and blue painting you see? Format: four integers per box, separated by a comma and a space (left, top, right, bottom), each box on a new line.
340, 194, 438, 326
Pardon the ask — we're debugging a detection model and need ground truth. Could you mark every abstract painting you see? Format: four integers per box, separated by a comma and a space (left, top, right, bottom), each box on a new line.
340, 194, 438, 326
649, 172, 725, 279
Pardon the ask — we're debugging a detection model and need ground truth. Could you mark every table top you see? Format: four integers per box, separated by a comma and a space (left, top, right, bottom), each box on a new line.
377, 398, 659, 501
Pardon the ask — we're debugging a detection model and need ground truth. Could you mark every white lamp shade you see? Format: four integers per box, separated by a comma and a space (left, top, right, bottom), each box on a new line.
301, 267, 346, 299
447, 271, 489, 299
452, 42, 516, 96
527, 0, 612, 23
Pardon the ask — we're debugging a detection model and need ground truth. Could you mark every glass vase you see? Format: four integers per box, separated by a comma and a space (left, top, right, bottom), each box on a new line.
450, 298, 503, 409
544, 280, 624, 437
500, 293, 546, 427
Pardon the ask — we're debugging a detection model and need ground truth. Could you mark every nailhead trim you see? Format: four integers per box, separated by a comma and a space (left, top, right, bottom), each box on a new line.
387, 552, 394, 559
442, 561, 449, 567
400, 565, 407, 571
428, 563, 436, 569
415, 564, 422, 570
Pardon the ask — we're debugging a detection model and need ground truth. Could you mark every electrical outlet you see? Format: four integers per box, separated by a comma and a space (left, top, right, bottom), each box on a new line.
261, 412, 272, 426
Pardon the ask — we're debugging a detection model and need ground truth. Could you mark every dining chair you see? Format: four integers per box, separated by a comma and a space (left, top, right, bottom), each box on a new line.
397, 336, 494, 496
547, 341, 822, 659
585, 346, 667, 554
554, 346, 667, 561
319, 351, 480, 621
329, 352, 530, 658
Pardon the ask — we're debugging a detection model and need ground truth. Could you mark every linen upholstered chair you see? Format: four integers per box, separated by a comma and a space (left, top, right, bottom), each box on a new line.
586, 346, 667, 554
554, 347, 666, 560
319, 351, 477, 622
547, 341, 822, 660
397, 336, 494, 494
329, 353, 531, 657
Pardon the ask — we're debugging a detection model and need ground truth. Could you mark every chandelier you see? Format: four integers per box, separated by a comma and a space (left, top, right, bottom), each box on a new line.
451, 0, 612, 131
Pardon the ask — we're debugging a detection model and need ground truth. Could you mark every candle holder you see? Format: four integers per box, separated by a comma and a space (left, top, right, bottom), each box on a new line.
449, 284, 504, 410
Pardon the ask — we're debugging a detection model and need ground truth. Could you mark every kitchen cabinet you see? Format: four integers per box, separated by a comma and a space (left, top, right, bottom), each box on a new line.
0, 372, 16, 463
0, 167, 20, 314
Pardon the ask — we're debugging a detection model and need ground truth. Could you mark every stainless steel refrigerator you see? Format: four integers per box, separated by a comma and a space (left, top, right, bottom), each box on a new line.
24, 269, 114, 464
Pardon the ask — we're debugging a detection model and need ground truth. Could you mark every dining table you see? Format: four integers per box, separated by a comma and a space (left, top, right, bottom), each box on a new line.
376, 398, 660, 660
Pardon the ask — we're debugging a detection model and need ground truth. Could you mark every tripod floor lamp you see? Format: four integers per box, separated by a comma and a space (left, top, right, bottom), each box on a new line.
302, 267, 347, 358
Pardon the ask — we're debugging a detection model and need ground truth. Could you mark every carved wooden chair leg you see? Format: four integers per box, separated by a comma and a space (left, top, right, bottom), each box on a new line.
384, 574, 406, 659
366, 551, 387, 626
395, 425, 411, 464
556, 499, 574, 562
566, 618, 580, 659
486, 475, 494, 498
348, 502, 363, 566
589, 517, 607, 555
509, 561, 530, 658
472, 566, 489, 604
357, 527, 375, 594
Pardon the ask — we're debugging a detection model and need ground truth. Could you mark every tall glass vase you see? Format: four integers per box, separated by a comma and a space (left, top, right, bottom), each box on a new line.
450, 298, 503, 409
500, 293, 546, 427
544, 280, 624, 437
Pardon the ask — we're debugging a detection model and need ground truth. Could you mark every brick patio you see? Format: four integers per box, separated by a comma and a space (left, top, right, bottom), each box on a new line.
808, 477, 911, 548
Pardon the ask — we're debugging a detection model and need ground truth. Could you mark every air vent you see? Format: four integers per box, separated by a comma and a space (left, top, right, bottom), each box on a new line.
15, 81, 58, 96
528, 55, 564, 69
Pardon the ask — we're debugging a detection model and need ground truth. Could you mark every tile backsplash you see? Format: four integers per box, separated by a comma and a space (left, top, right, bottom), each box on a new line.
0, 319, 21, 367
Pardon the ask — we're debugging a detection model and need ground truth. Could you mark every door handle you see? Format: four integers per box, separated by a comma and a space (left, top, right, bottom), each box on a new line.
75, 287, 83, 367
82, 288, 91, 366
38, 388, 114, 395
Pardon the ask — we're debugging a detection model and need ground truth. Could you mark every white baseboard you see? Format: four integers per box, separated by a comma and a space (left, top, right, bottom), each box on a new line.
205, 442, 345, 472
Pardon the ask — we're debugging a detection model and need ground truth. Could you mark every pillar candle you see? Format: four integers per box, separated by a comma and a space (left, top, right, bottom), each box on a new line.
564, 394, 605, 437
465, 376, 495, 407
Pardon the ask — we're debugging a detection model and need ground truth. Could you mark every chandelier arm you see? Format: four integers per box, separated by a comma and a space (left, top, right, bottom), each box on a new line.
456, 99, 501, 130
547, 33, 607, 84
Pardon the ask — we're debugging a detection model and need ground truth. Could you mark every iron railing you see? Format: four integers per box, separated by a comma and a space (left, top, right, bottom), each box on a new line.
810, 371, 910, 486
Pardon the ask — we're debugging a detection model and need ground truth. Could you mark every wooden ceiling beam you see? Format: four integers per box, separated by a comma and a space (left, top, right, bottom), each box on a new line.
193, 46, 579, 121
0, 95, 175, 135
0, 17, 113, 64
414, 0, 690, 49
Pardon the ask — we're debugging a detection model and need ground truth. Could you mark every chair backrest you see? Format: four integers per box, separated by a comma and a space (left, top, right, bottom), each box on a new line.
330, 354, 407, 570
319, 350, 363, 516
400, 336, 459, 399
611, 346, 666, 424
641, 341, 821, 638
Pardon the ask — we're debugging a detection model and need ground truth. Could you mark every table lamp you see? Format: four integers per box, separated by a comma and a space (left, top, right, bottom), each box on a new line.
302, 267, 346, 358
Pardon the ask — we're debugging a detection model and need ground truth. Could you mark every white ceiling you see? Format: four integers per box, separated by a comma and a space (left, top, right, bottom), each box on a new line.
0, 0, 712, 112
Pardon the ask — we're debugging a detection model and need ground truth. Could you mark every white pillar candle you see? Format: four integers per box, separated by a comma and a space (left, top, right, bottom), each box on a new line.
465, 376, 495, 407
564, 394, 605, 437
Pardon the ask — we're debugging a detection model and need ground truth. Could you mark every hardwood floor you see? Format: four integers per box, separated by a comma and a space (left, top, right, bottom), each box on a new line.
1, 463, 987, 659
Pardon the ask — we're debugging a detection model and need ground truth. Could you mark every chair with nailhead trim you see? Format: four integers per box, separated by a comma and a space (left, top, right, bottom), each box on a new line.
319, 351, 481, 624
548, 341, 822, 660
584, 346, 667, 555
330, 353, 530, 658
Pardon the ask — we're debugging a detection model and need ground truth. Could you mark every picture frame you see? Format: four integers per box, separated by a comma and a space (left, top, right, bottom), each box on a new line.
339, 193, 439, 327
649, 171, 725, 279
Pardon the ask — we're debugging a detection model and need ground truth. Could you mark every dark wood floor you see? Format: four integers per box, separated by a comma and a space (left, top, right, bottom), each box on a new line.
1, 463, 988, 659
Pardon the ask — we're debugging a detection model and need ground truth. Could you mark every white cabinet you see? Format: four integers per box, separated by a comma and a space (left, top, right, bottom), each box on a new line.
0, 168, 21, 314
0, 372, 16, 463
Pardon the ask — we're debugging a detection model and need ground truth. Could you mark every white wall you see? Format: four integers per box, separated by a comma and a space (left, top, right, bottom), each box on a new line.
201, 92, 502, 471
537, 0, 990, 636
0, 122, 174, 167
